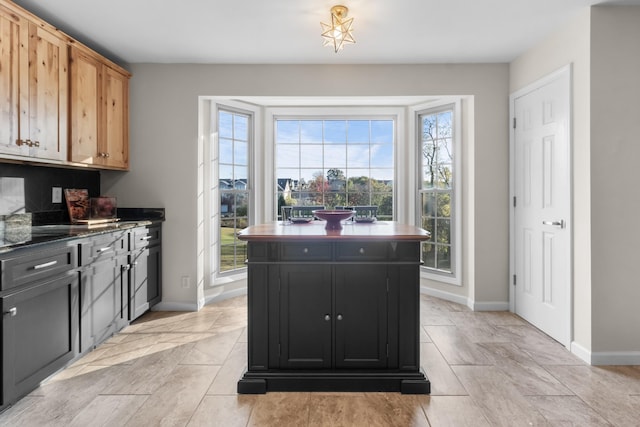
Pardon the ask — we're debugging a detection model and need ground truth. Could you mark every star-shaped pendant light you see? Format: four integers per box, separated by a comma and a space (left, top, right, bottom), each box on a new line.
320, 5, 355, 53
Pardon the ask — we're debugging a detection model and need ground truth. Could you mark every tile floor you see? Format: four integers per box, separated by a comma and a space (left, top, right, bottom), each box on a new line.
1, 295, 639, 426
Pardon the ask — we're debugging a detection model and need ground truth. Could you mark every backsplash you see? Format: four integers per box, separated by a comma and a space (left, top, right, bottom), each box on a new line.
0, 164, 100, 223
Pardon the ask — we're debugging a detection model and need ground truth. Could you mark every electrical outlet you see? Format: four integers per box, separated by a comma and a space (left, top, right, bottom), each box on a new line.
52, 187, 62, 203
181, 276, 190, 288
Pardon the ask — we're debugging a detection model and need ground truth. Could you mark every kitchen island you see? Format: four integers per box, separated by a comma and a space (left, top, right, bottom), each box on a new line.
236, 220, 431, 394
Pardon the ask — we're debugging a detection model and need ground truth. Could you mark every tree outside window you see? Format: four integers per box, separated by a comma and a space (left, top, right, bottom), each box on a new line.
420, 108, 454, 274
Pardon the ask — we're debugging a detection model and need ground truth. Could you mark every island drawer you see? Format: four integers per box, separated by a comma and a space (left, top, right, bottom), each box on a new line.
280, 242, 332, 261
335, 242, 388, 261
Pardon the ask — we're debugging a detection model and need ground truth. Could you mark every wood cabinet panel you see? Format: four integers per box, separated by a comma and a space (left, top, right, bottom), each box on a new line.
70, 47, 130, 170
0, 6, 22, 156
69, 48, 100, 164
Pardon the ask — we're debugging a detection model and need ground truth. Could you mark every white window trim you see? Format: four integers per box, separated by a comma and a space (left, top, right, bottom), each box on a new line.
203, 98, 261, 287
410, 99, 462, 286
264, 106, 406, 222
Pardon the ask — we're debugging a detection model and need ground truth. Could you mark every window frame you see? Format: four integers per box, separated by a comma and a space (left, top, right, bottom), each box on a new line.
207, 101, 259, 286
264, 106, 408, 223
414, 101, 462, 285
273, 117, 396, 219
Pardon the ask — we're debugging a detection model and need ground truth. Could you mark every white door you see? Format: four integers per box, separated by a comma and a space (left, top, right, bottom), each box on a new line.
512, 67, 571, 347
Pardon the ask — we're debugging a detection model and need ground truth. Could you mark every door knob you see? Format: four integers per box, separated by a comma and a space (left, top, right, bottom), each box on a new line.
542, 220, 565, 228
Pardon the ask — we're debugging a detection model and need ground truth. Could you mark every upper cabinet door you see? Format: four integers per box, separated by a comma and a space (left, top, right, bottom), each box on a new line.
0, 7, 28, 157
20, 23, 68, 161
69, 47, 129, 170
69, 48, 100, 165
102, 65, 129, 170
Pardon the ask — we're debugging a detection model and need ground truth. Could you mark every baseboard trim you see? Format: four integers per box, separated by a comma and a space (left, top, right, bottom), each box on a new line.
420, 285, 509, 312
590, 351, 640, 366
151, 301, 199, 311
570, 341, 591, 364
204, 287, 247, 305
420, 286, 469, 307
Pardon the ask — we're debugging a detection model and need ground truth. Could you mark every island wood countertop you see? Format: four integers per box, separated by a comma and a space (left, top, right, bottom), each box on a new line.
237, 221, 431, 242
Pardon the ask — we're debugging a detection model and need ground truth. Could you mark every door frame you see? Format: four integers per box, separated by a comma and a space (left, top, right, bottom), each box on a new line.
508, 64, 574, 346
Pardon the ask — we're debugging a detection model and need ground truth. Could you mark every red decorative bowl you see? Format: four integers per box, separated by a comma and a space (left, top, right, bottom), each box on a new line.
313, 209, 354, 230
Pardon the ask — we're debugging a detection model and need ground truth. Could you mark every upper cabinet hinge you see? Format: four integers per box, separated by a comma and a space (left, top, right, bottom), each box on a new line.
513, 274, 517, 286
386, 277, 389, 293
513, 196, 517, 207
513, 117, 516, 129
386, 343, 389, 358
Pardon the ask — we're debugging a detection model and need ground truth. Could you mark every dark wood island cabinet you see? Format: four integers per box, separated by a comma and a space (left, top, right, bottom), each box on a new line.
237, 221, 431, 394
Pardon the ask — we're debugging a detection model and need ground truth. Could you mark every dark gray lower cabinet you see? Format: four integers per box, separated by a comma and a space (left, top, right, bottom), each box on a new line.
80, 254, 128, 353
128, 247, 149, 321
2, 273, 79, 406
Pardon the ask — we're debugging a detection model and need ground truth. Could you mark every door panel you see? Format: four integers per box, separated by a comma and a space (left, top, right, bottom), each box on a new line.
279, 264, 332, 369
334, 265, 388, 368
513, 67, 571, 346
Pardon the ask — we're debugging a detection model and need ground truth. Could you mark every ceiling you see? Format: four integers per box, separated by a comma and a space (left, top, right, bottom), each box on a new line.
11, 0, 640, 65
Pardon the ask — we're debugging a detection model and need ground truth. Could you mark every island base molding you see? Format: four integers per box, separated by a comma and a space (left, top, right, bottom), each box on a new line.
237, 369, 431, 394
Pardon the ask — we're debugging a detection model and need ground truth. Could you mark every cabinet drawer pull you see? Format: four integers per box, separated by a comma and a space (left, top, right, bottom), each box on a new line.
4, 307, 17, 317
140, 236, 152, 241
303, 248, 309, 254
324, 314, 331, 321
337, 314, 343, 321
98, 247, 112, 253
32, 260, 58, 270
359, 247, 365, 254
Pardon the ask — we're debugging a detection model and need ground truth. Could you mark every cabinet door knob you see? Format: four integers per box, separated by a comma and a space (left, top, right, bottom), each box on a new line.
324, 314, 331, 321
4, 307, 17, 317
337, 314, 343, 321
303, 248, 309, 254
359, 248, 365, 254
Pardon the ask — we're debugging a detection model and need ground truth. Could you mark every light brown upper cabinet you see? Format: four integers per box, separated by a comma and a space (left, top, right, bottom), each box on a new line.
69, 47, 131, 170
0, 3, 68, 162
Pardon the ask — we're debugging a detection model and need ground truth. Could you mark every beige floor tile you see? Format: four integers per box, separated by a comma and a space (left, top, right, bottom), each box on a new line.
545, 365, 640, 426
527, 395, 613, 426
104, 341, 196, 395
425, 325, 495, 365
68, 395, 149, 427
420, 342, 467, 396
124, 365, 220, 427
421, 395, 492, 427
479, 342, 574, 396
207, 342, 248, 395
452, 365, 550, 427
180, 328, 244, 365
498, 325, 583, 366
188, 395, 257, 427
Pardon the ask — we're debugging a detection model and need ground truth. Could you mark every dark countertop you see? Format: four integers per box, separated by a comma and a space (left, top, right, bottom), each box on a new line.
0, 208, 164, 254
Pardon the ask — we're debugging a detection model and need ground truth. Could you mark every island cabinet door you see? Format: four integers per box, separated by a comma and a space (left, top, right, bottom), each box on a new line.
334, 265, 389, 369
278, 264, 332, 369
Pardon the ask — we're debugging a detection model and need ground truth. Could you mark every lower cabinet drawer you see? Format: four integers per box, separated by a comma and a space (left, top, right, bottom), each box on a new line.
0, 244, 77, 291
335, 242, 388, 261
280, 242, 332, 261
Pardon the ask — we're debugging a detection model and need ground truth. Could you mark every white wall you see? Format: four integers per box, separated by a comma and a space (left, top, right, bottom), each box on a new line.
590, 6, 640, 357
510, 8, 593, 354
102, 64, 510, 311
510, 5, 640, 361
